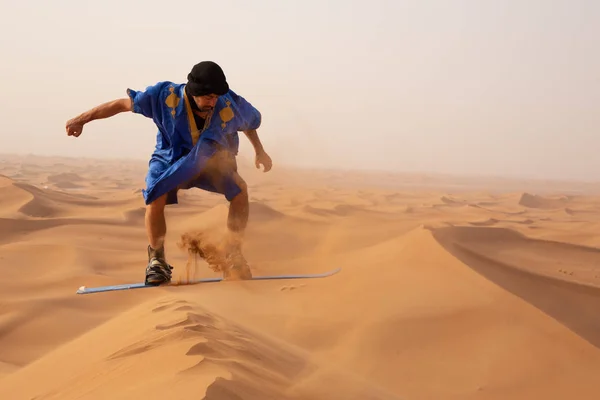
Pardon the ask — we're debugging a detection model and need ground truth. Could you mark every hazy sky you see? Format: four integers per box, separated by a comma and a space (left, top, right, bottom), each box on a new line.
0, 0, 598, 180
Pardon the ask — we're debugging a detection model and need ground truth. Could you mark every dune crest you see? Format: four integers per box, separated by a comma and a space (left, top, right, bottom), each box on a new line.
0, 298, 400, 400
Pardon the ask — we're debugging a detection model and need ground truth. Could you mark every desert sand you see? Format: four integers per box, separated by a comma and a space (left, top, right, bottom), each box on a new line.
1, 152, 600, 399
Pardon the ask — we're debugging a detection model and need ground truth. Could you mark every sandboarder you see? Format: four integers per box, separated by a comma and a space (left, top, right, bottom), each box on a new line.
65, 61, 272, 285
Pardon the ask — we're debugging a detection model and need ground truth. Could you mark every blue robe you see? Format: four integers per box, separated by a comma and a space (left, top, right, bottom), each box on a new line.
126, 81, 262, 205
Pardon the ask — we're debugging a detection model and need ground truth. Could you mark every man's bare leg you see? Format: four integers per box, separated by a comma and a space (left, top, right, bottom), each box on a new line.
227, 173, 249, 234
223, 173, 252, 279
146, 193, 168, 250
144, 194, 173, 284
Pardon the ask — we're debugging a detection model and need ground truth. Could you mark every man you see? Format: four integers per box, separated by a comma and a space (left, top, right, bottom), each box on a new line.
65, 61, 272, 285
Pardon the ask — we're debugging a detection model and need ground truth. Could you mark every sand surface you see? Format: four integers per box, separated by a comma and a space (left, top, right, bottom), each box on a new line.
1, 153, 600, 399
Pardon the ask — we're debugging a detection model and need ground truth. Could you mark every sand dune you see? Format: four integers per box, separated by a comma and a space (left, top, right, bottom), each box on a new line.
0, 176, 33, 218
46, 172, 86, 189
518, 192, 570, 209
1, 154, 600, 399
432, 226, 600, 347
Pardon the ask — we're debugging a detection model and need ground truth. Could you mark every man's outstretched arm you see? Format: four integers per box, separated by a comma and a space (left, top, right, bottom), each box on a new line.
66, 98, 132, 137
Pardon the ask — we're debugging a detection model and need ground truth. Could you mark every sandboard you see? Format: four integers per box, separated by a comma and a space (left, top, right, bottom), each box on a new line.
76, 268, 341, 295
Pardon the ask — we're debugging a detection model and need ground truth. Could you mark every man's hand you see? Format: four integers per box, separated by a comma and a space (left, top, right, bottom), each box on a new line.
255, 150, 272, 172
66, 118, 85, 137
242, 129, 272, 172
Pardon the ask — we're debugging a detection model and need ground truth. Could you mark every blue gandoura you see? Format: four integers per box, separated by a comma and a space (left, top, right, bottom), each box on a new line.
65, 61, 273, 285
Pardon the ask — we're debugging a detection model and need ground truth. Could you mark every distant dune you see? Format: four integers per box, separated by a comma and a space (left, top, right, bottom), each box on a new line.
518, 192, 570, 209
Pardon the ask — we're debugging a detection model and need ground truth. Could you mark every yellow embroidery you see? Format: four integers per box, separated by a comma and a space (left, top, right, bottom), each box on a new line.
165, 86, 179, 117
219, 100, 234, 128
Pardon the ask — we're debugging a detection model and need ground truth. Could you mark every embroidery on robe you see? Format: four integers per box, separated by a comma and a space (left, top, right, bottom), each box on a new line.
183, 87, 214, 146
219, 100, 234, 129
165, 86, 180, 118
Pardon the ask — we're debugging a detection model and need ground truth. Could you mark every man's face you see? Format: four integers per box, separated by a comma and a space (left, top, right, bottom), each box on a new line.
193, 94, 219, 112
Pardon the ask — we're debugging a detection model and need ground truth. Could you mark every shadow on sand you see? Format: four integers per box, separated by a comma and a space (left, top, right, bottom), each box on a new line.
431, 226, 600, 350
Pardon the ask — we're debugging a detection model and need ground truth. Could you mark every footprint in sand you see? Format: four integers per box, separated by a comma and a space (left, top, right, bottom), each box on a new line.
279, 284, 307, 291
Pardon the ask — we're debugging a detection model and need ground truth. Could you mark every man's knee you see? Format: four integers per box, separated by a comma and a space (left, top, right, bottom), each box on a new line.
228, 173, 247, 202
147, 193, 168, 211
234, 173, 248, 194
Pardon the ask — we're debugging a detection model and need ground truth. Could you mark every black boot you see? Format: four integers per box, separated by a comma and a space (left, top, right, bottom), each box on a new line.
145, 245, 173, 285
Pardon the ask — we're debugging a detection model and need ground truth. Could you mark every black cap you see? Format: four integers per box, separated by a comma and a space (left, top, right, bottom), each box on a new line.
186, 61, 229, 96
